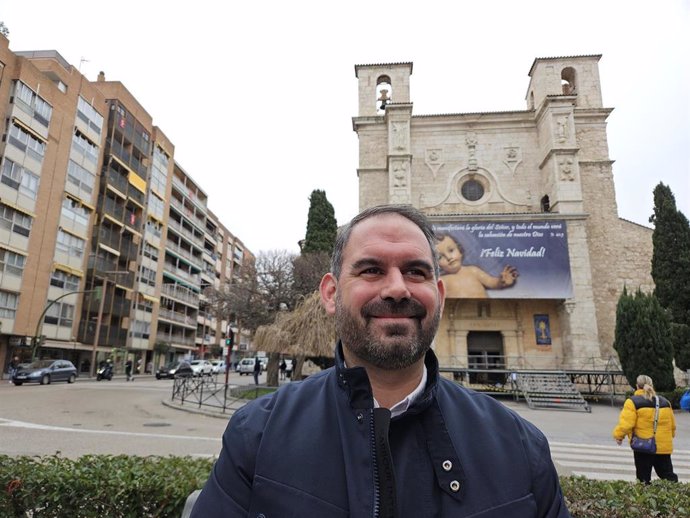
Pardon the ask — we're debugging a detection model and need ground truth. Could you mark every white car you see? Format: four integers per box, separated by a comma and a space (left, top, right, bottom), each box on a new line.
189, 359, 213, 377
237, 358, 267, 375
210, 360, 226, 374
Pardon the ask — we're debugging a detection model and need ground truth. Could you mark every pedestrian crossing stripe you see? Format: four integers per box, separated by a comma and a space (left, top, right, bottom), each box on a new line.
547, 441, 690, 483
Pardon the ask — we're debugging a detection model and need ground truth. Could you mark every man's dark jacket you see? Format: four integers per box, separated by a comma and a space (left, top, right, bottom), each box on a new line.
192, 343, 570, 517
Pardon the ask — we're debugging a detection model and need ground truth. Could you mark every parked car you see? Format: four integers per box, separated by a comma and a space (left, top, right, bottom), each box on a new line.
12, 359, 77, 386
210, 360, 227, 374
189, 359, 213, 377
155, 360, 193, 379
237, 357, 266, 375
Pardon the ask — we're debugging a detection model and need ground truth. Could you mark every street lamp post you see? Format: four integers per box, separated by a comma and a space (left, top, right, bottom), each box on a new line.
32, 289, 96, 362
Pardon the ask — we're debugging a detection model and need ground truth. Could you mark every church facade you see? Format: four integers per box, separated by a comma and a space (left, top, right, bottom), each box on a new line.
352, 56, 653, 370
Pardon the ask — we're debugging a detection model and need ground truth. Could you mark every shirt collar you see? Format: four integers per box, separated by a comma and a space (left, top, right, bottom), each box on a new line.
373, 365, 428, 418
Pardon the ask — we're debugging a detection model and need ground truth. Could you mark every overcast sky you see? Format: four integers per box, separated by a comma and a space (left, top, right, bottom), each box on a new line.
3, 0, 688, 254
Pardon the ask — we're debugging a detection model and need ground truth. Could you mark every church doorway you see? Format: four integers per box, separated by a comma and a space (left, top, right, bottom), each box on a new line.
467, 331, 504, 384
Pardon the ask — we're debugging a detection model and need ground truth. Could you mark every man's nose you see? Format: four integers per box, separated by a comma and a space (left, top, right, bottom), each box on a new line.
380, 269, 410, 301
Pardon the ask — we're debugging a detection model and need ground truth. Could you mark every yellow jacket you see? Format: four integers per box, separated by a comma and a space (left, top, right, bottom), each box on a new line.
612, 389, 676, 454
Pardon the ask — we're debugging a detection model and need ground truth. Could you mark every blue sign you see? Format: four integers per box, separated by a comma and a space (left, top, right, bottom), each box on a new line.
433, 220, 573, 299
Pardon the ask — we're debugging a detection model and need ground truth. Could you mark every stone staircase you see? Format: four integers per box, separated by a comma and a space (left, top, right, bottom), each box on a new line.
516, 371, 590, 412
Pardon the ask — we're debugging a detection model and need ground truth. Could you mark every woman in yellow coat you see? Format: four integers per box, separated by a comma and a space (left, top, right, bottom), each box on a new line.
612, 374, 678, 483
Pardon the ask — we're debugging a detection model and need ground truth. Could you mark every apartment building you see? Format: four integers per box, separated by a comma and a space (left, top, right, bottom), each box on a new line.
0, 35, 253, 376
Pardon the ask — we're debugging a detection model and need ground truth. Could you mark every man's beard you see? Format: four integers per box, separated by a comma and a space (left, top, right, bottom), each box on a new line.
335, 295, 441, 370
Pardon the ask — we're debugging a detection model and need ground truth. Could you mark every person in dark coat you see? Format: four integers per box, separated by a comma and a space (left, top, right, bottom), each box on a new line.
191, 205, 570, 517
252, 357, 261, 385
125, 359, 133, 381
279, 359, 287, 380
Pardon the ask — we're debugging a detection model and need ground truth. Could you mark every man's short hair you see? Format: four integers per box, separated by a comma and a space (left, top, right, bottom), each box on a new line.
330, 204, 440, 279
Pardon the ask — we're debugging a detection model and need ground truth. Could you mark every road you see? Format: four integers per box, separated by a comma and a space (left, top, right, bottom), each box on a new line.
0, 374, 233, 458
1, 373, 689, 482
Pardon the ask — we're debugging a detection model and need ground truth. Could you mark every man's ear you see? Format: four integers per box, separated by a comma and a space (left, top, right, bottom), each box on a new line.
437, 276, 446, 314
320, 272, 337, 315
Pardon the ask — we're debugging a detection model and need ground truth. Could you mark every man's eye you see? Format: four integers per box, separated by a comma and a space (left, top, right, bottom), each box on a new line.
406, 269, 428, 278
361, 267, 382, 275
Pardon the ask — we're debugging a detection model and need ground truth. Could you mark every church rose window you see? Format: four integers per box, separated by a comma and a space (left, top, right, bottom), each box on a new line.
460, 179, 484, 201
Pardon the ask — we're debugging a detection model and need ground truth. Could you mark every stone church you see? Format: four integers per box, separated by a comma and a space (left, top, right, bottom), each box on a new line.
352, 56, 653, 370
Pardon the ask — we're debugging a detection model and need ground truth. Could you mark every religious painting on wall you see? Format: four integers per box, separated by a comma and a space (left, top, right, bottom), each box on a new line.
533, 314, 552, 347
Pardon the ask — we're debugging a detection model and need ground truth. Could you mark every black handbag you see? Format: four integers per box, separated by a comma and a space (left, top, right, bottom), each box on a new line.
630, 396, 659, 454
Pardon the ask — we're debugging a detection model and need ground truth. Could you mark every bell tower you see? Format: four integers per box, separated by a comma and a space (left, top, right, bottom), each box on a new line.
354, 62, 412, 117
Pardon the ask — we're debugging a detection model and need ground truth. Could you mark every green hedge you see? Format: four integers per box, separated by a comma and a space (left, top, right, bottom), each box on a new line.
1, 455, 688, 517
0, 455, 213, 518
562, 477, 690, 518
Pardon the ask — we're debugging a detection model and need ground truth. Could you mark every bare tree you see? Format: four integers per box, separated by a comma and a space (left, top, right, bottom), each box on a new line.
205, 250, 297, 383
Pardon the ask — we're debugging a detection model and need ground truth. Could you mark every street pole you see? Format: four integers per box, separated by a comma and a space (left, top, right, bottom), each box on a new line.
90, 276, 108, 377
31, 289, 96, 361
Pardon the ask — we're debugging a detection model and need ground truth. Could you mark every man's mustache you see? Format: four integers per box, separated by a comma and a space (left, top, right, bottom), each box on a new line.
361, 299, 427, 319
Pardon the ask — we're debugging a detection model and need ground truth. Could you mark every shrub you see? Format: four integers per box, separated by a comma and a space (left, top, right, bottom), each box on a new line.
562, 477, 690, 518
2, 455, 689, 517
0, 454, 213, 518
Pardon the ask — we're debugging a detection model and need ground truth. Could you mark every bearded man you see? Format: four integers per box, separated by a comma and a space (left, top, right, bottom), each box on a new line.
192, 204, 570, 518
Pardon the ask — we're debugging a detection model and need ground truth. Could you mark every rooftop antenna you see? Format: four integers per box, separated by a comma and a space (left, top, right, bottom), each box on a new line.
79, 57, 89, 72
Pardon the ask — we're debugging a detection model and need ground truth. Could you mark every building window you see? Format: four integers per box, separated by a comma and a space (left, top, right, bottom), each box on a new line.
67, 160, 95, 194
0, 289, 19, 318
77, 96, 103, 135
0, 248, 26, 277
135, 298, 154, 313
44, 300, 74, 327
376, 75, 392, 113
139, 266, 157, 287
148, 194, 165, 221
61, 198, 91, 227
143, 242, 159, 262
460, 178, 485, 202
561, 67, 577, 95
131, 319, 150, 339
145, 219, 162, 239
55, 229, 85, 258
50, 269, 81, 291
1, 157, 39, 199
71, 129, 99, 164
150, 146, 169, 195
0, 204, 33, 237
8, 123, 46, 161
14, 80, 52, 127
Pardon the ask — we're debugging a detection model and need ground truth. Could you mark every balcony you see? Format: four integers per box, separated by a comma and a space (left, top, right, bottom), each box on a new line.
155, 332, 195, 348
106, 167, 129, 194
161, 283, 199, 306
169, 197, 205, 232
98, 227, 120, 251
167, 218, 204, 248
79, 322, 128, 348
110, 296, 132, 318
158, 308, 197, 328
162, 262, 201, 287
166, 241, 202, 268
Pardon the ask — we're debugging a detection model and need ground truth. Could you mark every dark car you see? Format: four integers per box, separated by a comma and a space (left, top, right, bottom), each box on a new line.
155, 360, 193, 379
12, 359, 77, 386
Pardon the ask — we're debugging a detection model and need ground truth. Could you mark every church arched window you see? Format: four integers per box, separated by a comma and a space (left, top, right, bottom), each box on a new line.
376, 75, 392, 113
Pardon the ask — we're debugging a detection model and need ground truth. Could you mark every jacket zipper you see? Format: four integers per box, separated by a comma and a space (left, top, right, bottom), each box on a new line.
371, 410, 380, 518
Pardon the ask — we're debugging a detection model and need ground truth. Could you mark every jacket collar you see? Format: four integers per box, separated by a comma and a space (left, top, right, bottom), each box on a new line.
334, 340, 439, 413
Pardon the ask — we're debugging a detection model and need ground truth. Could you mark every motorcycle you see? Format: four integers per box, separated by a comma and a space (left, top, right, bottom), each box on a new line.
96, 363, 113, 381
